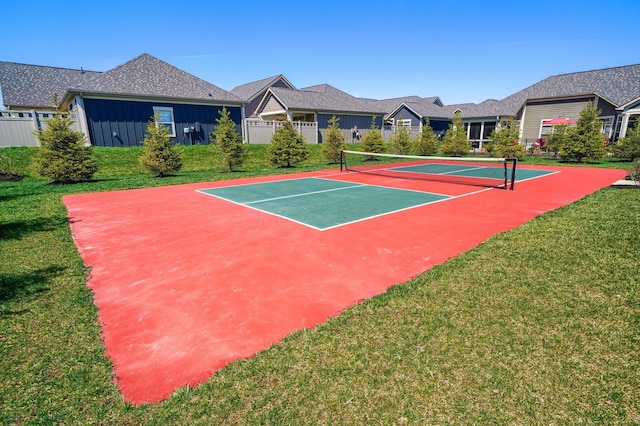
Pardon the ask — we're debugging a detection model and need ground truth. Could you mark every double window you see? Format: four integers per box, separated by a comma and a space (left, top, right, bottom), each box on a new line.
153, 106, 176, 137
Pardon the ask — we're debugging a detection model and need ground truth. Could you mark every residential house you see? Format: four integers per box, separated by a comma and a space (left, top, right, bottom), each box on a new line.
454, 64, 640, 148
231, 74, 295, 118
2, 55, 638, 150
250, 83, 387, 143
0, 54, 244, 147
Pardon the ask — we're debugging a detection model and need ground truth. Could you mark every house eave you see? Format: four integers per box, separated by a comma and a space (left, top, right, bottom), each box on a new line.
61, 89, 244, 109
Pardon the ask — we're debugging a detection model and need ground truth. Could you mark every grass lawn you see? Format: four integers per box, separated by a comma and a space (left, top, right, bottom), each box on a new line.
1, 145, 638, 424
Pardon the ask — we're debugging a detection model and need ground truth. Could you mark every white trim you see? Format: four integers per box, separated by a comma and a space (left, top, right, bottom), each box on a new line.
64, 92, 242, 108
72, 95, 90, 140
152, 106, 176, 137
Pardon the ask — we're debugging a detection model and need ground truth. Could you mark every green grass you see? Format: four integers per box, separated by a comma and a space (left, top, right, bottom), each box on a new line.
1, 145, 638, 424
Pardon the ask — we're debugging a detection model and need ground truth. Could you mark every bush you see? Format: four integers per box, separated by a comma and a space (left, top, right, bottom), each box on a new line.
612, 125, 640, 161
412, 118, 439, 155
545, 124, 571, 156
322, 115, 346, 164
629, 158, 640, 185
32, 112, 97, 183
359, 117, 386, 159
390, 121, 412, 155
268, 120, 310, 167
558, 102, 606, 162
487, 120, 524, 159
210, 107, 246, 172
439, 111, 469, 156
139, 113, 183, 177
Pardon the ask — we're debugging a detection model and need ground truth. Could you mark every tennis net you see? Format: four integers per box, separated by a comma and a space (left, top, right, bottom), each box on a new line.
340, 150, 518, 190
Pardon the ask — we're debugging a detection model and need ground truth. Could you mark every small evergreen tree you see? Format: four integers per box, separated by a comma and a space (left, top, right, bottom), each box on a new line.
612, 125, 640, 160
139, 113, 182, 177
322, 115, 346, 164
412, 118, 439, 155
390, 117, 412, 155
210, 107, 246, 172
629, 158, 640, 185
558, 102, 606, 162
438, 111, 470, 156
268, 120, 310, 167
359, 116, 386, 159
32, 111, 97, 183
487, 120, 524, 159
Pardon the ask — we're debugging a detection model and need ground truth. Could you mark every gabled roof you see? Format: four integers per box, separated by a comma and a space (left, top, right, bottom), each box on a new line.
64, 53, 242, 104
260, 84, 387, 115
486, 63, 640, 117
0, 61, 100, 109
385, 97, 448, 120
377, 96, 441, 114
230, 74, 295, 102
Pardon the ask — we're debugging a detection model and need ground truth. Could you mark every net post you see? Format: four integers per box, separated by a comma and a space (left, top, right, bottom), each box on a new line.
340, 150, 344, 172
503, 159, 508, 189
509, 159, 517, 190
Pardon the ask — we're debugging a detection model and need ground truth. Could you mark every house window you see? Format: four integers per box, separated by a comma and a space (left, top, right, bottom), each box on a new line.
468, 122, 482, 139
153, 106, 176, 137
292, 112, 315, 122
599, 117, 614, 140
482, 122, 496, 139
398, 119, 411, 127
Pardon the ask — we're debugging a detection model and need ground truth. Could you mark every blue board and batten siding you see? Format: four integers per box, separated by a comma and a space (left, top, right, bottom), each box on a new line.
317, 114, 382, 131
388, 106, 422, 126
83, 98, 242, 147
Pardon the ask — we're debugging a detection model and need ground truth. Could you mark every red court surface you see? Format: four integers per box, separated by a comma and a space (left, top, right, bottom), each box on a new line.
62, 164, 626, 404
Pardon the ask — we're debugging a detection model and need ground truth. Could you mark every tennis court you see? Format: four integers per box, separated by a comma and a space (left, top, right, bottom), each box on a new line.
198, 178, 449, 230
62, 160, 625, 404
197, 157, 554, 230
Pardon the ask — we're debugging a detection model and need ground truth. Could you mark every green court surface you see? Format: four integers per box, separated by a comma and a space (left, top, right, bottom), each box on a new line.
198, 177, 450, 230
389, 163, 556, 181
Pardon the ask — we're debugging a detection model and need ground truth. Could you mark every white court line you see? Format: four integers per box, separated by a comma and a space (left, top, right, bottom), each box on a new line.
244, 183, 367, 205
197, 175, 496, 231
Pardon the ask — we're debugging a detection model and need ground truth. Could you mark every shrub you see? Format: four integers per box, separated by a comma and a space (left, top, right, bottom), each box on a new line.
32, 112, 97, 183
139, 113, 182, 177
322, 115, 346, 164
390, 120, 412, 155
359, 116, 386, 159
629, 158, 640, 185
412, 118, 439, 155
487, 120, 524, 159
612, 125, 640, 161
210, 107, 246, 172
268, 120, 310, 167
558, 102, 606, 162
439, 111, 469, 156
545, 124, 571, 156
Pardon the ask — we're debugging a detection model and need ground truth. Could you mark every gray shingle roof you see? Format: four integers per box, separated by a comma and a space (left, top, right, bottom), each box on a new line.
385, 97, 449, 120
269, 84, 386, 114
230, 75, 294, 101
470, 63, 640, 118
0, 61, 100, 109
67, 54, 241, 104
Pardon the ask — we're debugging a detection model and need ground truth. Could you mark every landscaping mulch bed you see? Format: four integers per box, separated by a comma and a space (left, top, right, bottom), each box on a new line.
0, 170, 23, 181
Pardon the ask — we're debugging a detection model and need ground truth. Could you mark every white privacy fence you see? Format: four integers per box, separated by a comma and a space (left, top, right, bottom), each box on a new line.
0, 110, 79, 147
244, 119, 318, 144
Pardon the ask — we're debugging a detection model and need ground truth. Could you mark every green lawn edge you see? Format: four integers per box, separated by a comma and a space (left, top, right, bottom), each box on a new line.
1, 145, 638, 424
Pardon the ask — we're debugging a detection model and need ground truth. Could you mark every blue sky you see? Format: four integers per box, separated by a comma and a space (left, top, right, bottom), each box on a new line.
1, 0, 638, 106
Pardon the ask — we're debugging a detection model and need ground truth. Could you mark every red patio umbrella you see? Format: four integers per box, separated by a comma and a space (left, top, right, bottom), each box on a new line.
542, 116, 576, 125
